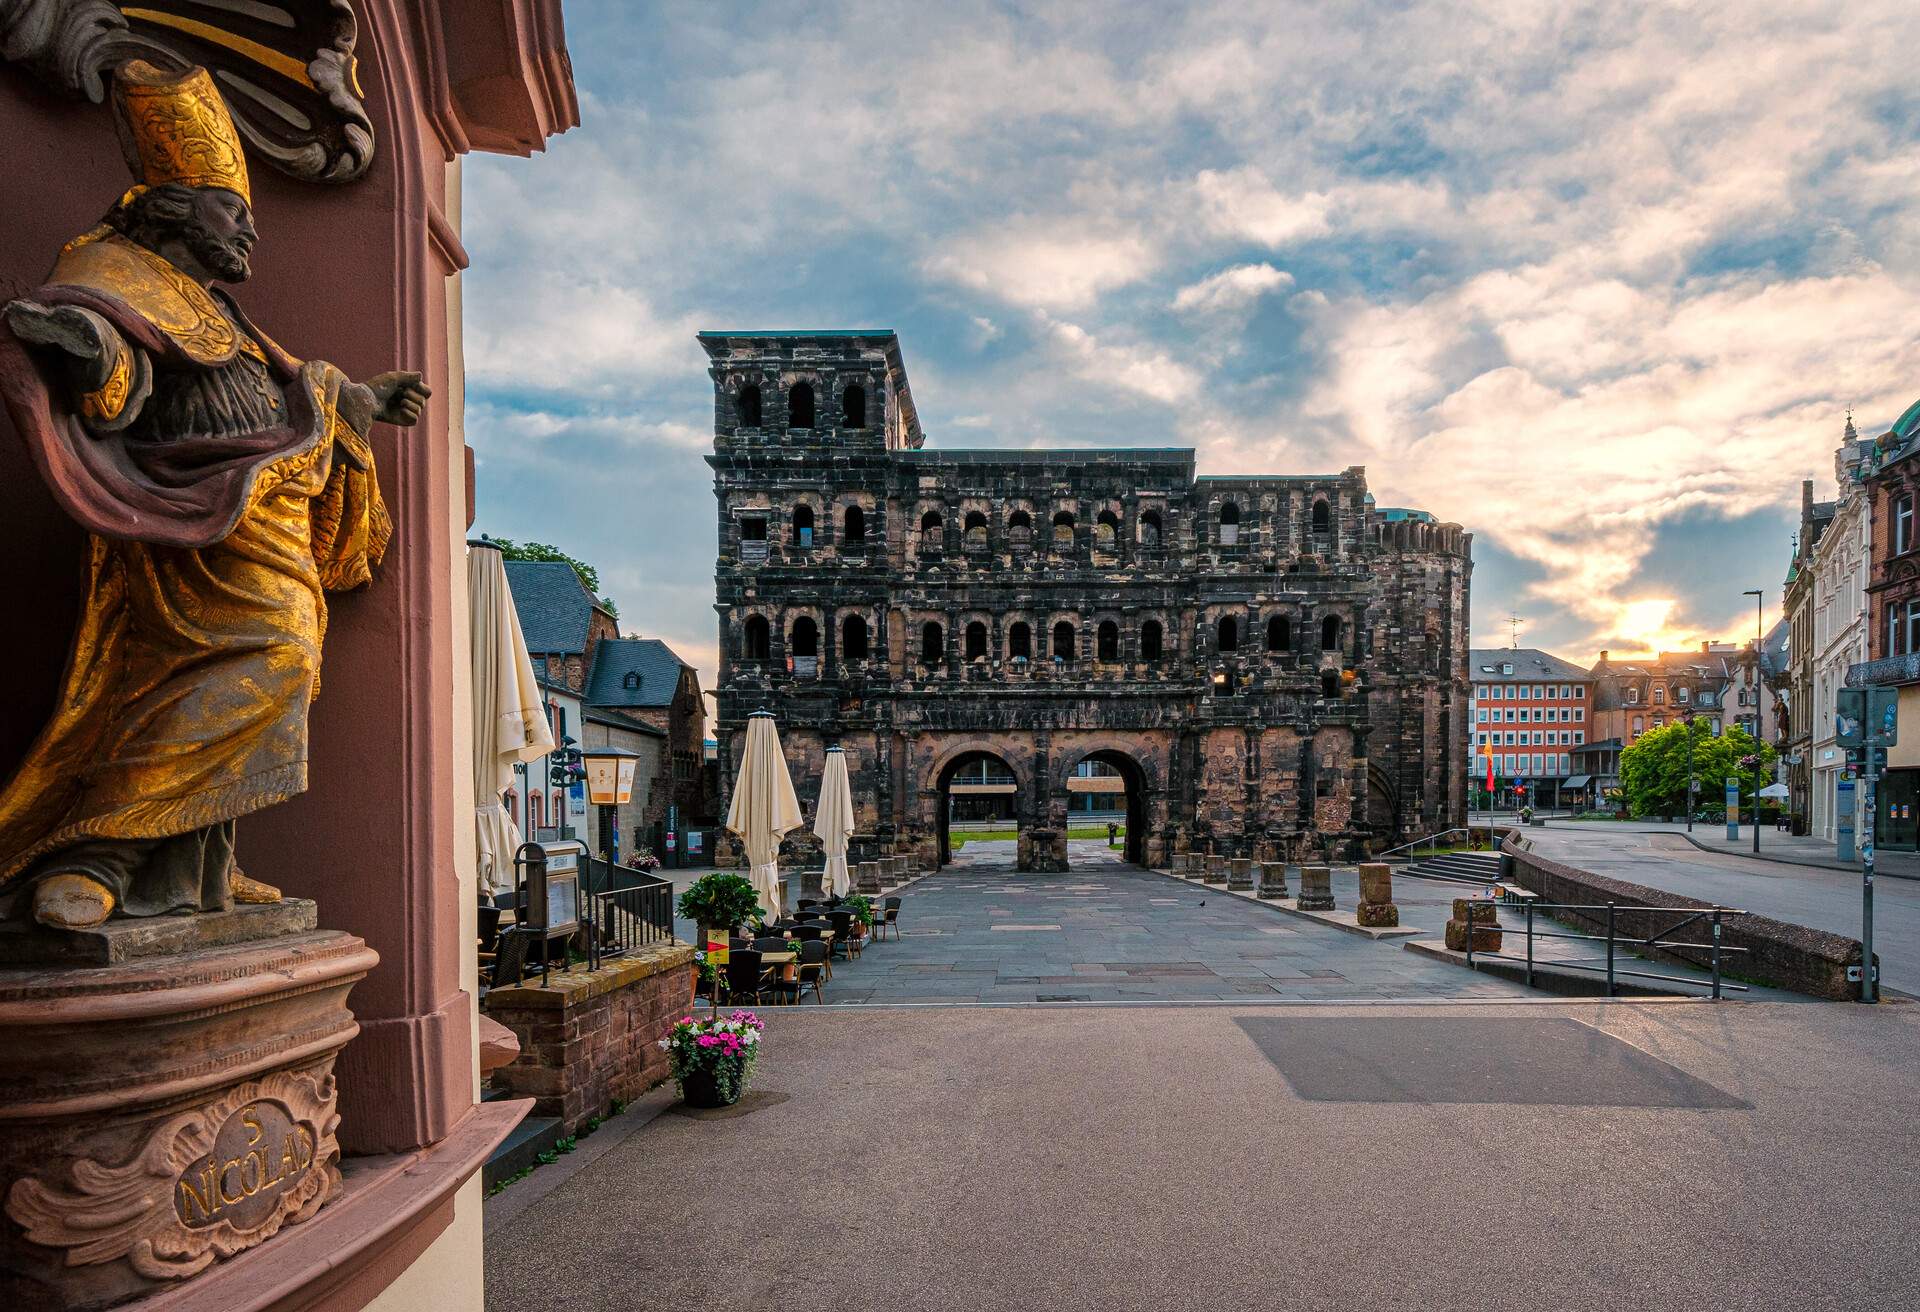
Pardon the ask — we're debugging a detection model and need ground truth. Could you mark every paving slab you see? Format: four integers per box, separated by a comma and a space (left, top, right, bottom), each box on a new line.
796, 859, 1534, 1005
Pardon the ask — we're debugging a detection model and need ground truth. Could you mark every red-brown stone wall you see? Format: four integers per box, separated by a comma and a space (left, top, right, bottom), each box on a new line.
485, 944, 696, 1133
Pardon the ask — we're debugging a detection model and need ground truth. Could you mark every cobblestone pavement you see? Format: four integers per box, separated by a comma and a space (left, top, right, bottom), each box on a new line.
811, 859, 1529, 1004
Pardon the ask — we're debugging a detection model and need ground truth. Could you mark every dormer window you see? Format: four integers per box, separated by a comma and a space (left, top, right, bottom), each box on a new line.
622, 671, 642, 690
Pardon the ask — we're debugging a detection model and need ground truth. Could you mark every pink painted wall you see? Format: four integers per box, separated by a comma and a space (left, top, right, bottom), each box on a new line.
0, 2, 576, 1155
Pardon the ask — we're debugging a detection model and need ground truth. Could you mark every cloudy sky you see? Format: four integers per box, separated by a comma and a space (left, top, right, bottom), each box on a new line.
463, 1, 1920, 698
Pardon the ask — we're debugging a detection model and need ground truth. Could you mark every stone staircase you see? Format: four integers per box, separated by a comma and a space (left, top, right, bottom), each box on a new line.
1396, 849, 1502, 886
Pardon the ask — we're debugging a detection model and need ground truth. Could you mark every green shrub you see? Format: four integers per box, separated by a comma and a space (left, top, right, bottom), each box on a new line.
677, 872, 761, 932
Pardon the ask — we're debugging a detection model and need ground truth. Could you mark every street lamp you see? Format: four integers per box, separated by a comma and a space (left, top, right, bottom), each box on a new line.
1744, 589, 1763, 853
581, 744, 641, 864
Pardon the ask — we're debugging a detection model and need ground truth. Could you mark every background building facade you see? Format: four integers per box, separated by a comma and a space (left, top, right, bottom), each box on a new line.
1467, 649, 1595, 809
707, 331, 1473, 870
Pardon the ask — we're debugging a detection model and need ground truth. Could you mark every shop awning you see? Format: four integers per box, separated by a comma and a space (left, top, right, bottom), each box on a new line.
1562, 775, 1591, 788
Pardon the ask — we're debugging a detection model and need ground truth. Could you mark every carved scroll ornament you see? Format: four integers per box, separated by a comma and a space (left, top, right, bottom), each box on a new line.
0, 0, 373, 181
4, 1065, 342, 1278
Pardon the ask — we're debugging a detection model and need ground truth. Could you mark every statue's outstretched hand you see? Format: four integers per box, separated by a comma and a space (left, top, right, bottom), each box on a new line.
3, 300, 114, 391
365, 370, 431, 427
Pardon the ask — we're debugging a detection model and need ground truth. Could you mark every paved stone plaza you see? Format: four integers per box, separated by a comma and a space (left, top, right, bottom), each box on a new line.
484, 998, 1920, 1312
799, 857, 1529, 1004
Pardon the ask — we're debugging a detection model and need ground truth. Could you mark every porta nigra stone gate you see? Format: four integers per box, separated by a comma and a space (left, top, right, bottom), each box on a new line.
707, 332, 1472, 872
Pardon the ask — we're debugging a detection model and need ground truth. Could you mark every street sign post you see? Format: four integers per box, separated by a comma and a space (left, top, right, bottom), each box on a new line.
1835, 687, 1892, 1003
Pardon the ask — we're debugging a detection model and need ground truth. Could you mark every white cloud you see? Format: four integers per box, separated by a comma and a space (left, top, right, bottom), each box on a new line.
1037, 314, 1204, 406
922, 227, 1158, 311
1172, 263, 1294, 316
461, 0, 1920, 667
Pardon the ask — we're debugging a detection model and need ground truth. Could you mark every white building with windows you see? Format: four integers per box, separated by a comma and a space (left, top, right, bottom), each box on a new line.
1467, 649, 1596, 808
1808, 435, 1873, 842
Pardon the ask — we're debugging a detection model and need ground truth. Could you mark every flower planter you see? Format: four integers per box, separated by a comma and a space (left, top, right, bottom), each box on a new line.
679, 1064, 744, 1109
662, 1010, 764, 1109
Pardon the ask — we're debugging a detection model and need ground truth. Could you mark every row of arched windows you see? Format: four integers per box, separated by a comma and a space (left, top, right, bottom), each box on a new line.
1210, 499, 1332, 537
736, 381, 866, 431
745, 497, 1336, 554
1213, 614, 1341, 652
738, 612, 1344, 664
740, 614, 871, 661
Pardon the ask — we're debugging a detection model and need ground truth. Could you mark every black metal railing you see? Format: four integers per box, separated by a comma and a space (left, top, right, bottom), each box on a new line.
1466, 899, 1749, 998
1848, 653, 1920, 688
580, 856, 676, 970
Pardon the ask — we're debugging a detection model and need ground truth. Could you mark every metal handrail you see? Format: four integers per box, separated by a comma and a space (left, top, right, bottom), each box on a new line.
1465, 898, 1749, 999
1374, 827, 1473, 861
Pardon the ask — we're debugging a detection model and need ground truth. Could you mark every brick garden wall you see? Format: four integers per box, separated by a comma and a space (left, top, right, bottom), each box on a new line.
485, 942, 696, 1132
1501, 838, 1872, 1000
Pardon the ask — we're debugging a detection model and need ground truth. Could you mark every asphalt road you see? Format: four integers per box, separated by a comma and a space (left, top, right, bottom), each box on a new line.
1524, 823, 1919, 993
485, 999, 1920, 1312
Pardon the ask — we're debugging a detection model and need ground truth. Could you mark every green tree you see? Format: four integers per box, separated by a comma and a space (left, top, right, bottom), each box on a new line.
1619, 720, 1776, 819
487, 538, 617, 616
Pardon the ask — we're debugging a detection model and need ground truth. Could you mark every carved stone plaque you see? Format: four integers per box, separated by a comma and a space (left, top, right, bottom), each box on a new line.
6, 1065, 340, 1283
173, 1097, 319, 1232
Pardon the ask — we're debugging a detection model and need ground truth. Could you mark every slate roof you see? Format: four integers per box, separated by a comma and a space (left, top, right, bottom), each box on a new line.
504, 560, 597, 655
586, 637, 691, 709
1467, 649, 1593, 684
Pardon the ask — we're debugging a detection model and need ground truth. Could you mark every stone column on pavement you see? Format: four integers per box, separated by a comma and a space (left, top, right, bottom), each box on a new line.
1356, 862, 1399, 927
1205, 854, 1230, 885
1444, 897, 1502, 952
1258, 862, 1290, 899
1296, 865, 1334, 911
1228, 858, 1255, 891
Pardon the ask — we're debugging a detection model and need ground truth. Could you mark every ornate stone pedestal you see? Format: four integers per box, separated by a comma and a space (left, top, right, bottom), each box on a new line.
0, 902, 375, 1311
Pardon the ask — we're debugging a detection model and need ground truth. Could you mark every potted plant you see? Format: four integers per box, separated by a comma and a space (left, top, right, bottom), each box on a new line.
677, 872, 761, 947
627, 845, 661, 872
843, 892, 876, 942
660, 1010, 764, 1108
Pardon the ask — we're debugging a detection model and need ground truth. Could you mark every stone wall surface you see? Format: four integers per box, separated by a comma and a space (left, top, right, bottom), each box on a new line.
484, 943, 696, 1132
1501, 839, 1871, 1000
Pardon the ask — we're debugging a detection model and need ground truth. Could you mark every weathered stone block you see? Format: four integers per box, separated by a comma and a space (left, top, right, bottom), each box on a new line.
1356, 901, 1400, 927
1297, 865, 1334, 911
1204, 855, 1229, 885
1358, 863, 1393, 905
1258, 862, 1289, 899
1228, 858, 1254, 890
1452, 898, 1499, 924
1444, 919, 1502, 952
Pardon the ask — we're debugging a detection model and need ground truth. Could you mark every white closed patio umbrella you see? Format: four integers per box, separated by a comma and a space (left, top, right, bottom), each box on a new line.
727, 711, 804, 921
814, 746, 856, 898
468, 542, 555, 895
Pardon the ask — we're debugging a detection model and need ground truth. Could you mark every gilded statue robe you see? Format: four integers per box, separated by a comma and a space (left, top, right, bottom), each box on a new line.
0, 230, 388, 913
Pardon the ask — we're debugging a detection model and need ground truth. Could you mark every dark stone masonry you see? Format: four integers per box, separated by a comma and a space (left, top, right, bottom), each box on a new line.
706, 331, 1472, 871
